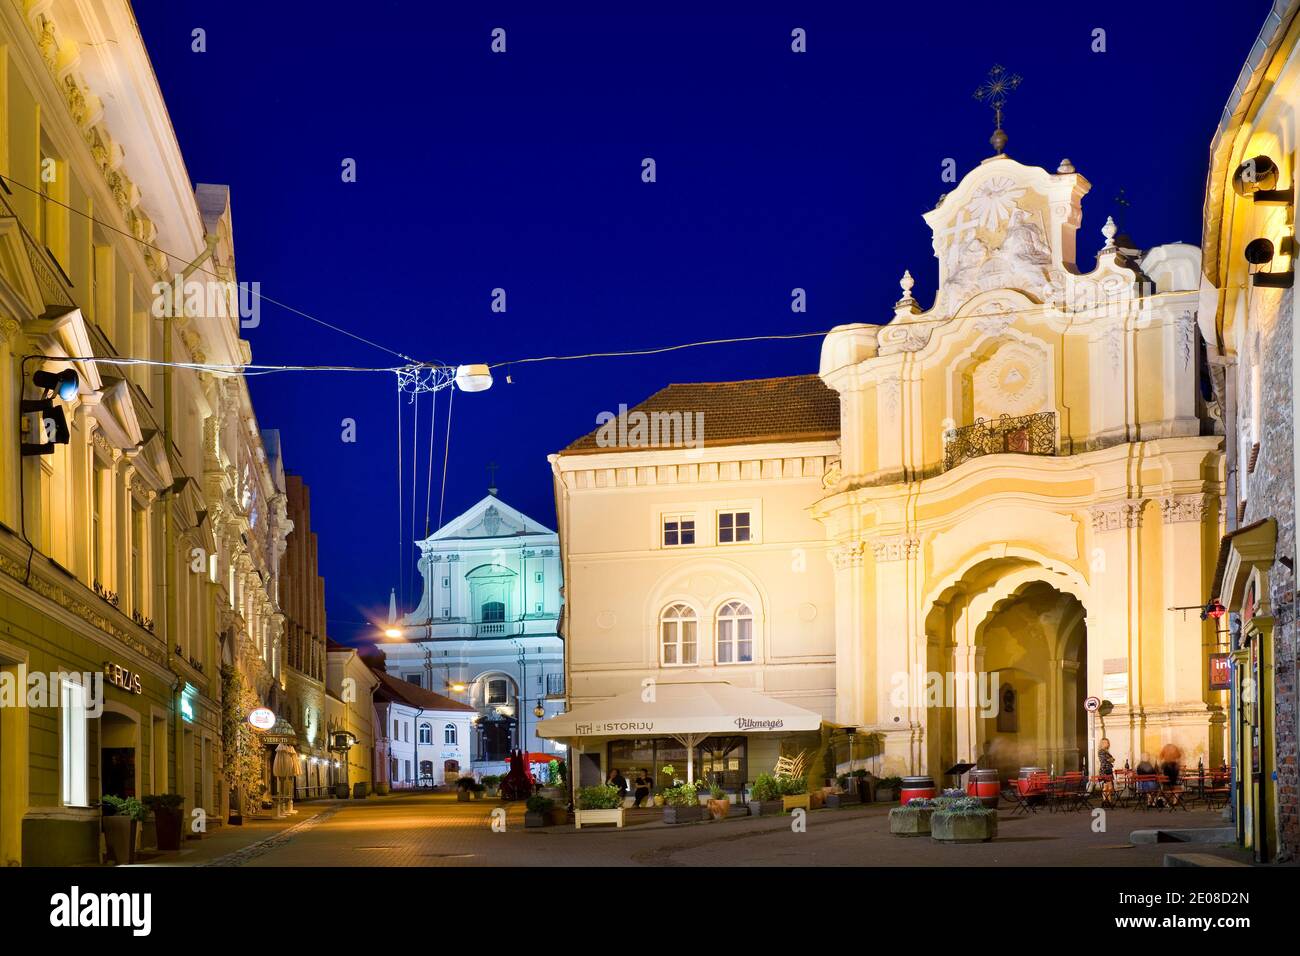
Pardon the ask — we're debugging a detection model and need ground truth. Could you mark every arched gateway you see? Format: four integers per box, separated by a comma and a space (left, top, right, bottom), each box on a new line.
814, 146, 1226, 779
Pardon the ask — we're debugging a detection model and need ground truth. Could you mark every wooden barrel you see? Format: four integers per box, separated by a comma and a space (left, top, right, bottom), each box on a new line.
899, 775, 936, 805
966, 768, 1000, 807
1017, 766, 1048, 795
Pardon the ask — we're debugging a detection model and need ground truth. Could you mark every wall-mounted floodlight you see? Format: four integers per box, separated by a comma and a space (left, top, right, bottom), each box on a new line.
33, 368, 79, 401
21, 367, 78, 456
454, 364, 493, 392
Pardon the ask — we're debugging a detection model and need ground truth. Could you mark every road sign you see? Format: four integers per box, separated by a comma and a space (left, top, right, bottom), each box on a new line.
1084, 696, 1101, 713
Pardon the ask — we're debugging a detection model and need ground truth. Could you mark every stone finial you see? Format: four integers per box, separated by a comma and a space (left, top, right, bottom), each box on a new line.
900, 270, 915, 298
1101, 216, 1117, 249
1057, 158, 1075, 174
895, 270, 920, 315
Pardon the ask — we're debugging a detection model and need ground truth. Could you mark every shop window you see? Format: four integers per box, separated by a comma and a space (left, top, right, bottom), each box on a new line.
717, 511, 752, 544
60, 678, 89, 807
716, 601, 754, 663
660, 603, 698, 666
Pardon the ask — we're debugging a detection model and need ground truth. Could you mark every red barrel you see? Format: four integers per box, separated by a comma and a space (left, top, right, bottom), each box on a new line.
899, 775, 936, 805
965, 768, 1000, 807
1017, 766, 1048, 795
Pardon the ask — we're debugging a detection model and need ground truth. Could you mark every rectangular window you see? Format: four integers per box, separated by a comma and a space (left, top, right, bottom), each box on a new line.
91, 460, 106, 585
131, 503, 145, 614
487, 679, 508, 705
718, 511, 752, 544
405, 673, 422, 687
441, 607, 450, 618
661, 617, 697, 666
393, 718, 399, 739
61, 678, 88, 807
534, 571, 543, 583
441, 576, 449, 588
535, 602, 543, 613
662, 514, 695, 547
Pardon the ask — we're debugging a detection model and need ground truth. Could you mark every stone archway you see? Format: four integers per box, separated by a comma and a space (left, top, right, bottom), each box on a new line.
923, 556, 1089, 783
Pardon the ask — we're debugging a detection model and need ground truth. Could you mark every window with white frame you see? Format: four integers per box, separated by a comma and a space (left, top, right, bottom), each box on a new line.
61, 678, 88, 807
418, 722, 432, 745
662, 514, 695, 547
716, 601, 754, 663
660, 603, 698, 665
444, 723, 457, 745
717, 511, 752, 544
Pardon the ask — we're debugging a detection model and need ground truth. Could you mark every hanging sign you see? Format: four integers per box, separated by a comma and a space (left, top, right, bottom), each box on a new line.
1209, 653, 1232, 691
248, 707, 276, 731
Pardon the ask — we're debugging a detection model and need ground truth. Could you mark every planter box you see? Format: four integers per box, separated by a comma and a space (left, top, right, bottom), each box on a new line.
889, 807, 934, 837
374, 783, 390, 796
548, 807, 570, 826
808, 791, 825, 810
782, 794, 811, 812
707, 798, 730, 820
472, 791, 484, 800
352, 782, 369, 799
876, 789, 897, 803
457, 790, 471, 802
525, 811, 549, 828
575, 807, 624, 829
748, 800, 785, 817
663, 805, 705, 824
153, 807, 183, 851
931, 811, 998, 844
102, 816, 137, 866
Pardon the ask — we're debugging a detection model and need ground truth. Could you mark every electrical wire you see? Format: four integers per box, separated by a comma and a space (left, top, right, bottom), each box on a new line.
438, 386, 455, 531
424, 389, 438, 539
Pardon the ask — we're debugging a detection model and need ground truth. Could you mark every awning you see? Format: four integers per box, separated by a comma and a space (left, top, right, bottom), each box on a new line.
535, 681, 822, 740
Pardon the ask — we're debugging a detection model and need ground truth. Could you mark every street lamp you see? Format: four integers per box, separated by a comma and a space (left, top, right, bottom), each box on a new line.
454, 364, 493, 392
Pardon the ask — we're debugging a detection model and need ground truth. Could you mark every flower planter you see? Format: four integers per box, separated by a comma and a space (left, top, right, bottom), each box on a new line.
889, 806, 934, 837
472, 790, 484, 800
334, 783, 350, 799
352, 782, 369, 799
102, 816, 137, 865
876, 788, 896, 803
574, 808, 624, 829
930, 811, 998, 844
663, 805, 705, 824
548, 807, 570, 826
748, 800, 785, 816
457, 790, 471, 802
707, 798, 730, 820
374, 783, 389, 796
524, 811, 549, 828
808, 791, 825, 810
781, 793, 811, 812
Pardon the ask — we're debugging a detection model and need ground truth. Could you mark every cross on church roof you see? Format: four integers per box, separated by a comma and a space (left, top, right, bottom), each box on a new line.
487, 461, 499, 496
973, 64, 1022, 156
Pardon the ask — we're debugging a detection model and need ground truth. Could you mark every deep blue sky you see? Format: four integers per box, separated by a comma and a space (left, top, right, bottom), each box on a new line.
134, 2, 1270, 644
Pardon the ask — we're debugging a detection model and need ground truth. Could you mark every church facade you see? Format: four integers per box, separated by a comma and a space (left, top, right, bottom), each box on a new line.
816, 150, 1225, 782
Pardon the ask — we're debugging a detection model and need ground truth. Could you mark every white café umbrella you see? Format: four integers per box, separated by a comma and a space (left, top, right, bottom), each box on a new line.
535, 681, 822, 784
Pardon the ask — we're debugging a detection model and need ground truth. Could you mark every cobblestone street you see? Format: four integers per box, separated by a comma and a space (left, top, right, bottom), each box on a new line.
135, 792, 1253, 867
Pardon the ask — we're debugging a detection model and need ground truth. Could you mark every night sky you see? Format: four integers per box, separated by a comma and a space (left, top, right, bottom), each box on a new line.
132, 1, 1270, 644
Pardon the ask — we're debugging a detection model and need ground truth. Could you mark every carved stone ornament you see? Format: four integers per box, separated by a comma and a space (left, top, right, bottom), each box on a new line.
1089, 499, 1145, 532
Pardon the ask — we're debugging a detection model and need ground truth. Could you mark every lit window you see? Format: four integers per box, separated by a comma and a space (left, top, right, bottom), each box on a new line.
718, 511, 752, 544
61, 678, 88, 806
444, 723, 457, 745
717, 601, 754, 663
663, 514, 695, 547
660, 603, 698, 666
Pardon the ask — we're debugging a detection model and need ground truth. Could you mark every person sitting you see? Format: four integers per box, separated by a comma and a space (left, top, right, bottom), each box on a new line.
608, 767, 629, 803
632, 769, 651, 808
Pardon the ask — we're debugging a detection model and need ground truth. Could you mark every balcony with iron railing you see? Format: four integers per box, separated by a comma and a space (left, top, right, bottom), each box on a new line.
942, 411, 1057, 472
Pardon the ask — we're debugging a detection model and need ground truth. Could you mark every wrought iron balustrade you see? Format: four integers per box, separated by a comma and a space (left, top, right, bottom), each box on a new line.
942, 411, 1057, 472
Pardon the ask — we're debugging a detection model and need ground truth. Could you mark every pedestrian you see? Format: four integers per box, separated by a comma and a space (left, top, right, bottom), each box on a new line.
608, 767, 629, 802
1158, 742, 1182, 786
1097, 737, 1115, 804
632, 768, 651, 808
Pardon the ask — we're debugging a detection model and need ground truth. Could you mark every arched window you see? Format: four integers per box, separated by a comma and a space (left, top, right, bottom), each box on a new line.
481, 601, 505, 623
660, 603, 697, 666
716, 601, 754, 663
444, 723, 458, 745
418, 722, 432, 745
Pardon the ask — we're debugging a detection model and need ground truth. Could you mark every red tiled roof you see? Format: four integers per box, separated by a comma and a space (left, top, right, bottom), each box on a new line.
561, 374, 840, 454
370, 667, 477, 712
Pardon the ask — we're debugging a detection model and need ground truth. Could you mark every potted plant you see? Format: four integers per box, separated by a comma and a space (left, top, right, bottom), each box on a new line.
456, 777, 476, 802
575, 784, 625, 828
747, 773, 785, 816
662, 782, 704, 824
706, 783, 730, 820
142, 793, 185, 851
101, 795, 145, 865
525, 795, 554, 828
930, 796, 998, 843
779, 775, 810, 812
352, 781, 369, 799
482, 775, 501, 798
334, 781, 350, 799
876, 775, 902, 803
889, 797, 936, 837
471, 781, 486, 800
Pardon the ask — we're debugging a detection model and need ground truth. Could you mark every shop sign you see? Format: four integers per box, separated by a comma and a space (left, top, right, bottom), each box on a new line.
574, 721, 654, 734
180, 696, 196, 723
1209, 653, 1232, 691
103, 661, 142, 695
248, 707, 276, 731
735, 717, 784, 730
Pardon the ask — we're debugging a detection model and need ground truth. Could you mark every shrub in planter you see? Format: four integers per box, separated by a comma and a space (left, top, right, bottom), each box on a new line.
524, 795, 554, 828
706, 783, 729, 820
662, 783, 704, 824
930, 797, 998, 843
470, 782, 486, 800
876, 775, 903, 803
889, 798, 936, 837
778, 775, 810, 812
482, 775, 501, 796
456, 777, 476, 802
575, 784, 625, 828
748, 773, 785, 816
352, 782, 369, 799
142, 794, 185, 851
102, 796, 145, 865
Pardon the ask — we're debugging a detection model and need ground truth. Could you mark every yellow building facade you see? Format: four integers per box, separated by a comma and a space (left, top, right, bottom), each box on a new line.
815, 151, 1226, 783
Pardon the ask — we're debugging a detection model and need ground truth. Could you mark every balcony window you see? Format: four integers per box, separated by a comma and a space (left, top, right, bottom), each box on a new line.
942, 412, 1056, 472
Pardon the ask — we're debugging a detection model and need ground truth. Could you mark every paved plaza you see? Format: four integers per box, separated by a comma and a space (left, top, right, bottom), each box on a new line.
129, 792, 1253, 868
